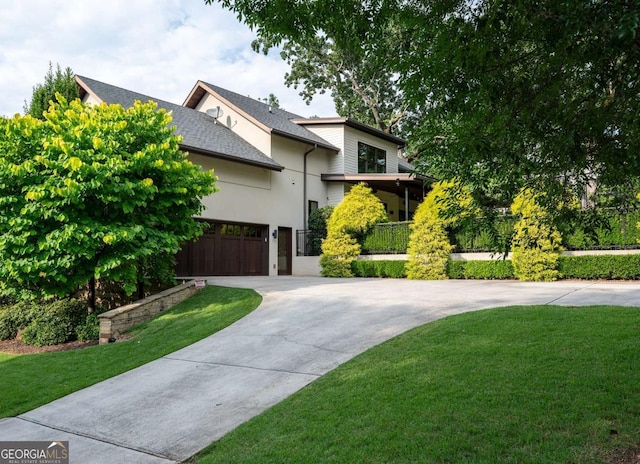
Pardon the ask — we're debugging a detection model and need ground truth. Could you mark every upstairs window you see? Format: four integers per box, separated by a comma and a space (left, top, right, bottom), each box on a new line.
358, 142, 386, 173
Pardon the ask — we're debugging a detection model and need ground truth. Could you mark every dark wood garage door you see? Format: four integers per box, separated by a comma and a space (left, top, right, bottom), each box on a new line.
175, 221, 269, 276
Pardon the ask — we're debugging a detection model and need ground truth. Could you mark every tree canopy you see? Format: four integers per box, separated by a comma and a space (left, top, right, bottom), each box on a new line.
0, 96, 217, 304
24, 62, 79, 119
210, 0, 640, 203
213, 0, 409, 134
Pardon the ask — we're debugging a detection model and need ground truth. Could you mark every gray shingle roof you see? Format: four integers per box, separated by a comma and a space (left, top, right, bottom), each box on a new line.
75, 76, 283, 171
197, 81, 338, 151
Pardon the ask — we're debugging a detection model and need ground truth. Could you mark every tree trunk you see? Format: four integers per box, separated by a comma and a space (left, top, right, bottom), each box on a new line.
88, 276, 96, 314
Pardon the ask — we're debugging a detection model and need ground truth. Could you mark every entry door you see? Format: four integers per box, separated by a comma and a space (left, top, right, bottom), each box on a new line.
277, 227, 292, 275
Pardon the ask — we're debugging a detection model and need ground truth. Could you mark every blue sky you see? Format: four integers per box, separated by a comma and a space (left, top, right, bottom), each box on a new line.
0, 0, 337, 118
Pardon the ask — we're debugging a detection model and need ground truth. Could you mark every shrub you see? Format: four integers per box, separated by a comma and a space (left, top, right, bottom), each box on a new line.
510, 189, 563, 281
75, 313, 101, 342
21, 299, 87, 347
558, 254, 640, 280
320, 232, 361, 277
307, 206, 334, 256
321, 184, 387, 277
407, 180, 476, 280
0, 302, 39, 340
351, 260, 407, 278
447, 260, 514, 279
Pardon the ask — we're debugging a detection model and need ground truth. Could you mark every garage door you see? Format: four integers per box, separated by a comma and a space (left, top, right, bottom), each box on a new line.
175, 221, 269, 276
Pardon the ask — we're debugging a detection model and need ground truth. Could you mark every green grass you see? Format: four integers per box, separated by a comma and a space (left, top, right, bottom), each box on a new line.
0, 285, 261, 418
189, 305, 640, 464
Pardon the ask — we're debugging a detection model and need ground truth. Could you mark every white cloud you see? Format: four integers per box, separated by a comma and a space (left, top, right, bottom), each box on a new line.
0, 0, 337, 117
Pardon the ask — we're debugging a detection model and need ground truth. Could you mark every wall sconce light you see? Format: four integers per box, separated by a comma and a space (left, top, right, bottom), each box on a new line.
272, 229, 278, 239
395, 178, 401, 187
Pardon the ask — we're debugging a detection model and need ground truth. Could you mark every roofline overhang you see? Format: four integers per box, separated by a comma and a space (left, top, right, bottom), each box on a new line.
321, 173, 430, 183
293, 117, 406, 147
270, 128, 339, 152
180, 144, 284, 172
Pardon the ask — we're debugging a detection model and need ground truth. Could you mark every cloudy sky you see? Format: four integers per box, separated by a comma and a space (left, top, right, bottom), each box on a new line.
0, 0, 337, 118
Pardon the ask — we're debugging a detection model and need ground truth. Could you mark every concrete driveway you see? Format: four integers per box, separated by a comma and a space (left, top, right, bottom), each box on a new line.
1, 277, 640, 463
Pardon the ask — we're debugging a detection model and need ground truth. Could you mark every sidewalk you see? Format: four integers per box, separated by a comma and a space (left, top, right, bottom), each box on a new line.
1, 277, 639, 463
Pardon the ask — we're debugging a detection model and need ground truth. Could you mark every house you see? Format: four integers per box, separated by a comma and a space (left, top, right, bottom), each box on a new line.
75, 76, 428, 277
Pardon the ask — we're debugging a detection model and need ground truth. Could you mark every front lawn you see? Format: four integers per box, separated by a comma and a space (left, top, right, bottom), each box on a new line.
0, 285, 261, 418
189, 305, 640, 463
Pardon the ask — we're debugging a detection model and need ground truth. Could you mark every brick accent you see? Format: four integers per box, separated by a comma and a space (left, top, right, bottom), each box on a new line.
98, 280, 203, 344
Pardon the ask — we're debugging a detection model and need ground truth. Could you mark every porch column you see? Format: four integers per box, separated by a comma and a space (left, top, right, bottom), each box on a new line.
404, 186, 409, 221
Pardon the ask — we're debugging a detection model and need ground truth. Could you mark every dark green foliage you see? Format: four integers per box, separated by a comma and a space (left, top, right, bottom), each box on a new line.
21, 299, 87, 347
447, 260, 515, 280
558, 255, 640, 280
24, 62, 79, 119
307, 206, 333, 256
361, 222, 411, 254
75, 313, 101, 342
0, 302, 38, 340
351, 260, 407, 278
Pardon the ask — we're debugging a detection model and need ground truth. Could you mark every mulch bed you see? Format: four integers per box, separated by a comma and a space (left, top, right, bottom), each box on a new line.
0, 338, 98, 355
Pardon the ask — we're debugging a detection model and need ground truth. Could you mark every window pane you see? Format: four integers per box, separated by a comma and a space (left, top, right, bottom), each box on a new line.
357, 142, 386, 173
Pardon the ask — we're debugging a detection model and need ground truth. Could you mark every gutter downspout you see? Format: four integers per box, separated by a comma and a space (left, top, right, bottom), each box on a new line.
303, 144, 318, 229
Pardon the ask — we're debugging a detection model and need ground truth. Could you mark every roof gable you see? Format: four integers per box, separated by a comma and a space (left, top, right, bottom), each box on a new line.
75, 76, 283, 171
184, 81, 338, 151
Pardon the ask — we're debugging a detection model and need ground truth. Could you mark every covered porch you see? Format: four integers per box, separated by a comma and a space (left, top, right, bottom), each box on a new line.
321, 173, 431, 222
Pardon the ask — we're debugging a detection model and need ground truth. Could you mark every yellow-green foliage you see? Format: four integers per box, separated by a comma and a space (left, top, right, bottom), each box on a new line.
510, 188, 563, 282
319, 233, 361, 277
320, 183, 387, 277
406, 180, 475, 280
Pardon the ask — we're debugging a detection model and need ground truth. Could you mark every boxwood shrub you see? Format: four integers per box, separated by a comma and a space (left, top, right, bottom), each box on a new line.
558, 254, 640, 280
447, 260, 515, 280
351, 260, 407, 278
352, 254, 640, 280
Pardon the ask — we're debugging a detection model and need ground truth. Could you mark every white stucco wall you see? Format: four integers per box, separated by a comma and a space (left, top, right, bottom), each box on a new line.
188, 134, 333, 275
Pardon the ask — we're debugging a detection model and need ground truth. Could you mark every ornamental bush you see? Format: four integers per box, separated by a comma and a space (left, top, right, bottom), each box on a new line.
406, 180, 476, 280
21, 299, 87, 347
0, 96, 217, 305
320, 184, 387, 277
510, 189, 563, 281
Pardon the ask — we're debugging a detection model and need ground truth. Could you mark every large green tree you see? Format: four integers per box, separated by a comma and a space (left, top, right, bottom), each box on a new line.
212, 0, 409, 134
0, 96, 217, 308
24, 62, 79, 119
210, 0, 640, 203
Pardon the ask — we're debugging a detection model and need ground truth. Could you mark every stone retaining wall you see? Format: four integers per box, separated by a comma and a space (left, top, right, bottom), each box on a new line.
98, 280, 202, 344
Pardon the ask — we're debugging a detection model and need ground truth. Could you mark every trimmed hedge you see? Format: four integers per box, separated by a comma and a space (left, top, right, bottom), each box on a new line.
351, 254, 640, 280
558, 254, 640, 280
447, 260, 515, 280
351, 260, 407, 278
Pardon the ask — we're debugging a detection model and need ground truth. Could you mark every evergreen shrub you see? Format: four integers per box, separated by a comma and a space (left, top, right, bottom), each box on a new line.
0, 302, 38, 340
558, 254, 640, 280
447, 260, 515, 279
351, 260, 407, 278
321, 184, 387, 277
510, 189, 563, 281
21, 299, 87, 347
